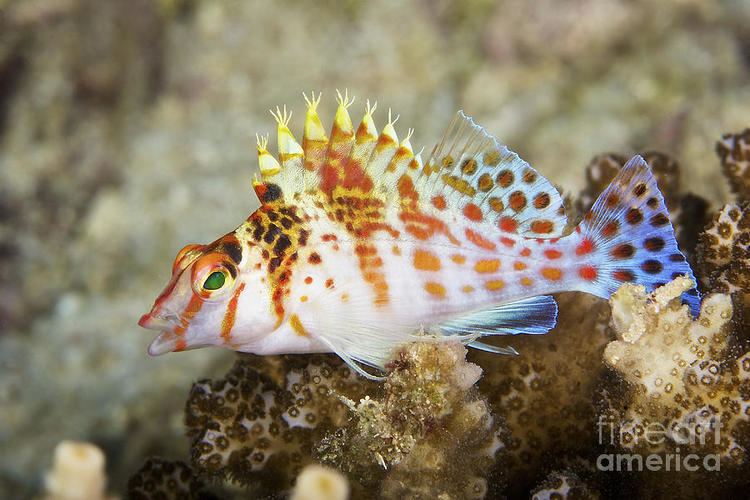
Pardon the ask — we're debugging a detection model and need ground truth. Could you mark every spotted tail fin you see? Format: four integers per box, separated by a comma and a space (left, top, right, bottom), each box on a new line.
573, 155, 700, 315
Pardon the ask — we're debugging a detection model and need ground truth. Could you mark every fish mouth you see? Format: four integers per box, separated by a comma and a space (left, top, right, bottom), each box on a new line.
138, 310, 182, 331
147, 330, 181, 356
139, 311, 184, 356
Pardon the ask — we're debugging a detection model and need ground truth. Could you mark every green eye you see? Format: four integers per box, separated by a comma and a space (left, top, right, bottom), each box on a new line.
203, 271, 226, 290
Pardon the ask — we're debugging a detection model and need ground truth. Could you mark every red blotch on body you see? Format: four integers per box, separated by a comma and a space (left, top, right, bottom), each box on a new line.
466, 228, 497, 251
576, 238, 595, 255
500, 237, 515, 248
530, 220, 554, 234
431, 195, 447, 210
463, 203, 483, 222
499, 216, 518, 233
544, 249, 562, 259
578, 266, 598, 281
520, 248, 531, 257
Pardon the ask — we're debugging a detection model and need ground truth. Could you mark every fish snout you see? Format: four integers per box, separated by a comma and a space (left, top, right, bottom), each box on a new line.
138, 307, 180, 331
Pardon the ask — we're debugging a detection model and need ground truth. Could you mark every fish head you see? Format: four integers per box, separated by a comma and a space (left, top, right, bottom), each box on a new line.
138, 233, 274, 355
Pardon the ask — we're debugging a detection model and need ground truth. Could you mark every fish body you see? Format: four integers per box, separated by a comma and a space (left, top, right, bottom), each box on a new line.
139, 91, 700, 379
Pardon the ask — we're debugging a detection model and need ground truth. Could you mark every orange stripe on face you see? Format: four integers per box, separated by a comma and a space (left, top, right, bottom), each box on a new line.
174, 338, 187, 352
466, 229, 497, 251
174, 294, 204, 336
424, 282, 446, 298
541, 268, 563, 281
474, 259, 501, 273
413, 250, 441, 271
500, 237, 515, 248
220, 283, 246, 343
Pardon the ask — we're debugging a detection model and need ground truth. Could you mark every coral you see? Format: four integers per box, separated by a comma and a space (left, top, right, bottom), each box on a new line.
602, 277, 749, 465
473, 292, 612, 494
290, 464, 349, 500
695, 204, 750, 317
317, 341, 505, 499
530, 469, 600, 500
716, 129, 750, 202
184, 354, 371, 493
44, 441, 107, 500
127, 458, 213, 500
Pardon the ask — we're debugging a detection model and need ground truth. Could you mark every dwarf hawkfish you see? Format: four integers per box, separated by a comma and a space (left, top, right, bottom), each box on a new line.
139, 91, 700, 380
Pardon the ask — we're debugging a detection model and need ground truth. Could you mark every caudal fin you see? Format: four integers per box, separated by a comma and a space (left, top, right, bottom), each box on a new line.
574, 155, 700, 315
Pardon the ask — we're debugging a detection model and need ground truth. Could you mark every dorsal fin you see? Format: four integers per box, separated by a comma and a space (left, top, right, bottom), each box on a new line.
252, 99, 566, 242
415, 111, 567, 237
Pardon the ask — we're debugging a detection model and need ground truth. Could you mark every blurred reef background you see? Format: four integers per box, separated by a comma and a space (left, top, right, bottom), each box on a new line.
1, 0, 749, 498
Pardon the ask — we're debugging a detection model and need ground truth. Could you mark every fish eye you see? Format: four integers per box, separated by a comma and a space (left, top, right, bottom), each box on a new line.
203, 270, 226, 291
191, 253, 236, 298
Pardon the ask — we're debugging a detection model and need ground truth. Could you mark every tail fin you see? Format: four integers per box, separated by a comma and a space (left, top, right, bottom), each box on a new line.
574, 155, 700, 315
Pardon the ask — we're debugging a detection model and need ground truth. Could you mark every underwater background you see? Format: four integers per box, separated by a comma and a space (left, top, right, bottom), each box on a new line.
1, 0, 749, 498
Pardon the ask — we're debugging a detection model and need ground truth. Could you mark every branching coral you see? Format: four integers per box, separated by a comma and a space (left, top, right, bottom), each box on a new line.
474, 292, 612, 494
696, 203, 750, 320
530, 469, 600, 500
44, 441, 108, 500
716, 129, 750, 202
317, 341, 505, 499
290, 464, 349, 500
127, 458, 213, 500
602, 277, 748, 465
184, 355, 371, 493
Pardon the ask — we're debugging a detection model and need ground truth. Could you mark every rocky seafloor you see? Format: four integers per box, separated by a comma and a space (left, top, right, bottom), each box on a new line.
1, 0, 749, 498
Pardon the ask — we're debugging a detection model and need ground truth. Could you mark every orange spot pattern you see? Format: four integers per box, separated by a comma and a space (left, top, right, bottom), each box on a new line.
290, 314, 309, 337
544, 249, 562, 260
425, 282, 447, 298
466, 228, 497, 251
485, 279, 505, 291
541, 268, 563, 281
413, 250, 441, 271
475, 259, 501, 273
499, 216, 518, 233
463, 203, 483, 222
579, 266, 598, 281
576, 238, 595, 255
451, 254, 466, 264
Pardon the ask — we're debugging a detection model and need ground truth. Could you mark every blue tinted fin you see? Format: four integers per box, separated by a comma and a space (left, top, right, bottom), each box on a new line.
574, 155, 700, 316
439, 295, 558, 338
468, 341, 520, 355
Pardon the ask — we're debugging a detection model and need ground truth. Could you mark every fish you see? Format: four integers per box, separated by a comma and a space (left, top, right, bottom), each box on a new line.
138, 90, 700, 380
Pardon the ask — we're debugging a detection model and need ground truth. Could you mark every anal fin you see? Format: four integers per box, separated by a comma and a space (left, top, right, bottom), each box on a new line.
438, 295, 558, 338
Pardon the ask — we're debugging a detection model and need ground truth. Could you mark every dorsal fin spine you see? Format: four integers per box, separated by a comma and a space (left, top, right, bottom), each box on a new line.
271, 105, 303, 163
331, 89, 355, 143
302, 91, 328, 172
256, 133, 281, 177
